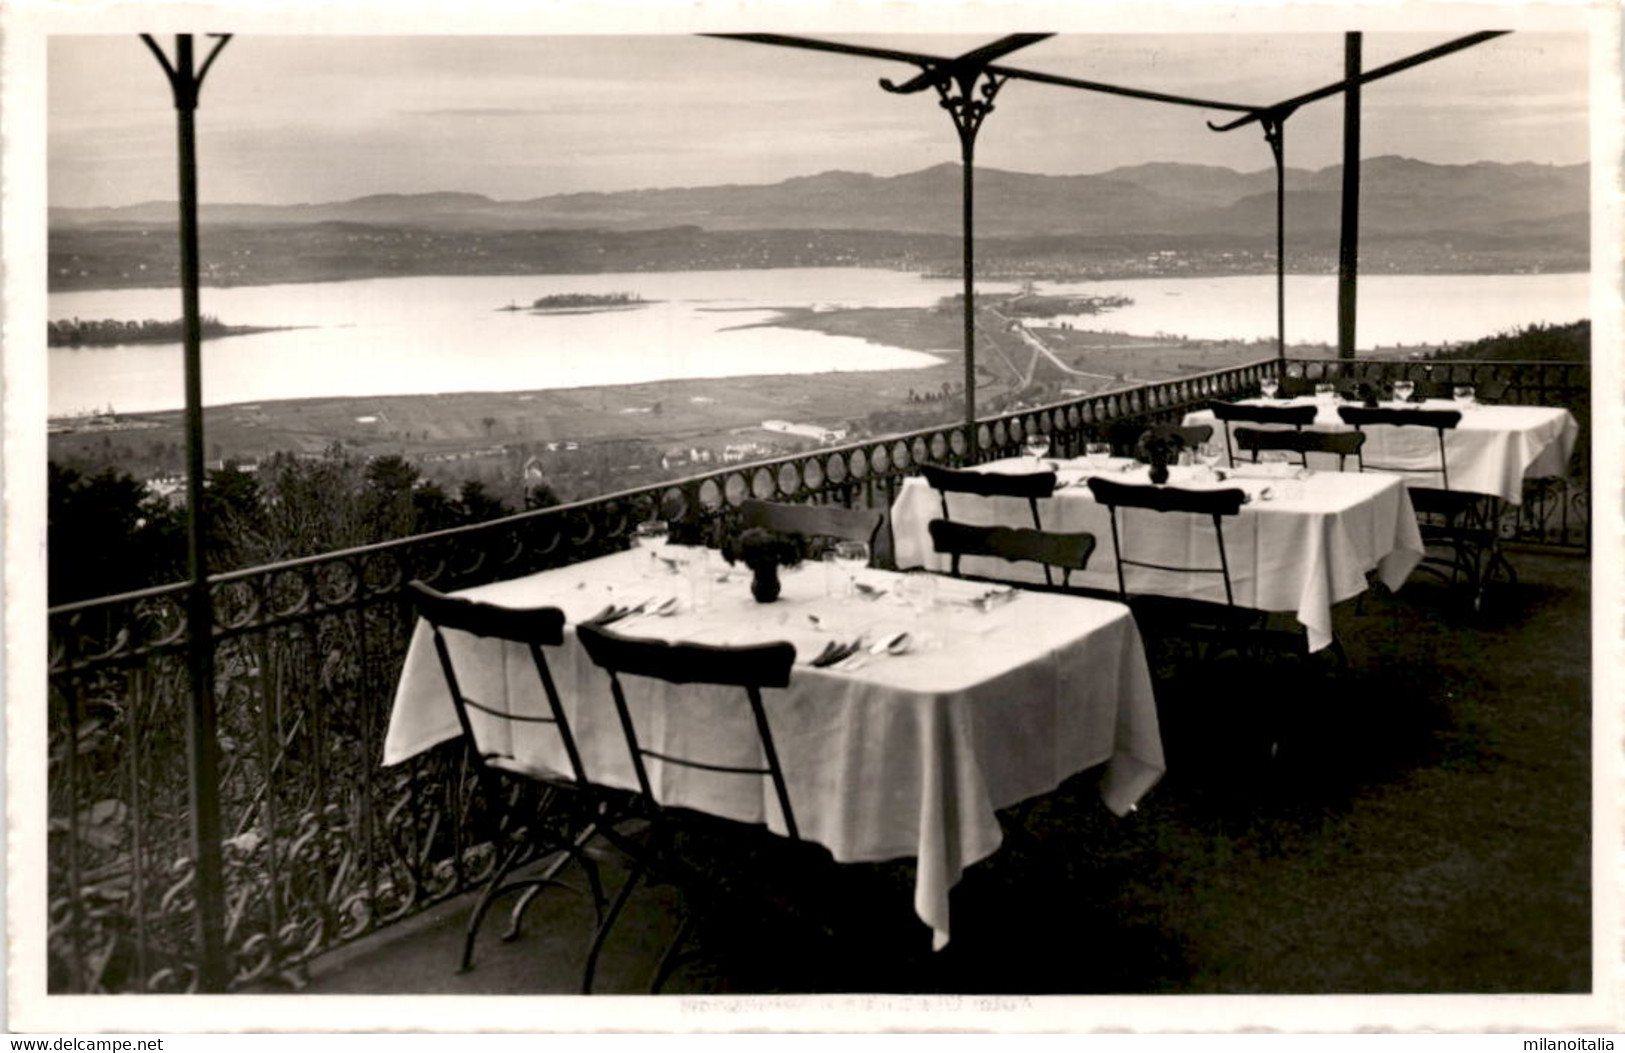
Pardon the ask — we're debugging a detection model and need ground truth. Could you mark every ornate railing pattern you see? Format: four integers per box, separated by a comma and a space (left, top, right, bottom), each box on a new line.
44, 356, 1586, 991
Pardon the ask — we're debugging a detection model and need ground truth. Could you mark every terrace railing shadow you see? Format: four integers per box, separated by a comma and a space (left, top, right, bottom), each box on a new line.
45, 355, 1589, 992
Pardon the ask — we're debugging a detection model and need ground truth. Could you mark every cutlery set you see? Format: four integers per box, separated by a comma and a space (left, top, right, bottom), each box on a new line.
807, 630, 913, 671
582, 595, 679, 626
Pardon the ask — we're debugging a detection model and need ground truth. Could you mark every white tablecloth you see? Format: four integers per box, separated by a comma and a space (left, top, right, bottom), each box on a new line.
891, 459, 1425, 653
384, 548, 1164, 950
1185, 398, 1578, 504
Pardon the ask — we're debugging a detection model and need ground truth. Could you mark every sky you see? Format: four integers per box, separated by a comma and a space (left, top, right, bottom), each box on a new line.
46, 27, 1593, 208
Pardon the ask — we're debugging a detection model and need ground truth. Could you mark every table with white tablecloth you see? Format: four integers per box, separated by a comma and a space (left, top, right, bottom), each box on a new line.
891, 459, 1425, 653
384, 547, 1164, 950
1184, 398, 1578, 503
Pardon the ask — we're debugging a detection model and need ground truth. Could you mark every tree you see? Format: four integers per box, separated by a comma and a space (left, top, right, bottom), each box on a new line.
48, 463, 182, 604
412, 480, 460, 534
362, 454, 419, 541
204, 462, 265, 570
456, 480, 510, 525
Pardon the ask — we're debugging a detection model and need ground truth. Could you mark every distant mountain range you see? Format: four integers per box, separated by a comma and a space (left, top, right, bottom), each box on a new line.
51, 156, 1587, 241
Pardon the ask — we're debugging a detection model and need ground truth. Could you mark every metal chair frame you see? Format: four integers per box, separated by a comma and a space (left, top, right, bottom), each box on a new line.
407, 580, 608, 973
1084, 478, 1245, 608
574, 623, 803, 994
1209, 400, 1318, 467
1334, 405, 1510, 609
927, 519, 1096, 590
920, 463, 1057, 584
1233, 426, 1366, 471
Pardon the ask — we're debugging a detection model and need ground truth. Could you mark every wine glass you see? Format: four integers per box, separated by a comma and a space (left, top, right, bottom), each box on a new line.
632, 519, 669, 576
1453, 384, 1476, 409
1197, 439, 1224, 478
1314, 382, 1336, 404
832, 539, 870, 597
1392, 379, 1416, 404
1021, 432, 1051, 466
1260, 376, 1280, 400
1084, 441, 1111, 467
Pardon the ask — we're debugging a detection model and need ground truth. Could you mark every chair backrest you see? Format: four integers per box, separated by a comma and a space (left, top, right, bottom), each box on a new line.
919, 463, 1057, 510
1146, 423, 1214, 450
406, 580, 588, 788
738, 498, 885, 558
919, 463, 1058, 583
1208, 400, 1318, 466
1277, 374, 1317, 397
1084, 477, 1246, 606
1208, 400, 1319, 427
1233, 426, 1366, 471
927, 519, 1096, 588
1335, 406, 1461, 488
574, 623, 802, 841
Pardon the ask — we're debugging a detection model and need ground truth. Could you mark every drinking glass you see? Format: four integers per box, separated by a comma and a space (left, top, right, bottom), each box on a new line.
1084, 441, 1111, 466
683, 548, 713, 609
901, 569, 940, 649
1022, 432, 1051, 465
1197, 440, 1224, 477
821, 550, 841, 597
901, 569, 938, 615
1392, 379, 1416, 404
632, 519, 669, 576
1259, 376, 1280, 400
832, 539, 870, 597
1314, 382, 1336, 403
1453, 384, 1476, 408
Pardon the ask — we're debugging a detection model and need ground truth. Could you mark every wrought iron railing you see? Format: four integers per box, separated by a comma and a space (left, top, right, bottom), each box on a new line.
44, 355, 1588, 992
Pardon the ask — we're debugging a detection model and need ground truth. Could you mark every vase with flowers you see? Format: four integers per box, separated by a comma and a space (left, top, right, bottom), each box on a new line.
1352, 380, 1382, 408
722, 526, 806, 603
1135, 431, 1184, 486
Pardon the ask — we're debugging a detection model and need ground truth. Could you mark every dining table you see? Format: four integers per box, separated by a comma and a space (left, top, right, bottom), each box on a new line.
1184, 396, 1579, 503
891, 457, 1426, 654
383, 546, 1165, 951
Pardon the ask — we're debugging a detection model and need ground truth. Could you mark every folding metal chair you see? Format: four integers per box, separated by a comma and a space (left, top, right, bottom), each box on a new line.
1209, 400, 1319, 467
407, 580, 608, 973
574, 624, 809, 994
1233, 426, 1366, 471
920, 463, 1058, 584
1336, 405, 1510, 609
927, 519, 1096, 592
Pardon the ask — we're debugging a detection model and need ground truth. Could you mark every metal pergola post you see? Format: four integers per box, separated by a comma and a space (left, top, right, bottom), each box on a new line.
1209, 32, 1508, 367
707, 34, 1257, 447
1338, 32, 1363, 360
1259, 110, 1295, 361
140, 30, 233, 993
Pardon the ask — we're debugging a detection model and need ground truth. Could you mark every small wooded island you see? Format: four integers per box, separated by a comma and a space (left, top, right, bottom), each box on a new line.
500, 291, 651, 314
936, 290, 1134, 317
48, 316, 292, 347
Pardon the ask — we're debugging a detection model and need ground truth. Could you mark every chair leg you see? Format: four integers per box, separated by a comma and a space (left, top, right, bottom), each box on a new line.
503, 819, 608, 941
459, 839, 528, 973
650, 910, 698, 995
581, 856, 647, 994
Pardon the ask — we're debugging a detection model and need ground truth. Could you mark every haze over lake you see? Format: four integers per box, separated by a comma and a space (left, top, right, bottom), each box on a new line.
47, 268, 1589, 417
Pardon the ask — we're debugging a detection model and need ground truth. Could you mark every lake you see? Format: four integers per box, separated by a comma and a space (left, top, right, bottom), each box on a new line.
47, 268, 1589, 417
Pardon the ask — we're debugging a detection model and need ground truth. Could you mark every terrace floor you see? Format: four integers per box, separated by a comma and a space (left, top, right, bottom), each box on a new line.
286, 550, 1594, 998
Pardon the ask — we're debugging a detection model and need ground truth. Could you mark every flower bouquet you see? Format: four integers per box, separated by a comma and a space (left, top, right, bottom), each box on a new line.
1135, 431, 1185, 485
721, 526, 806, 602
